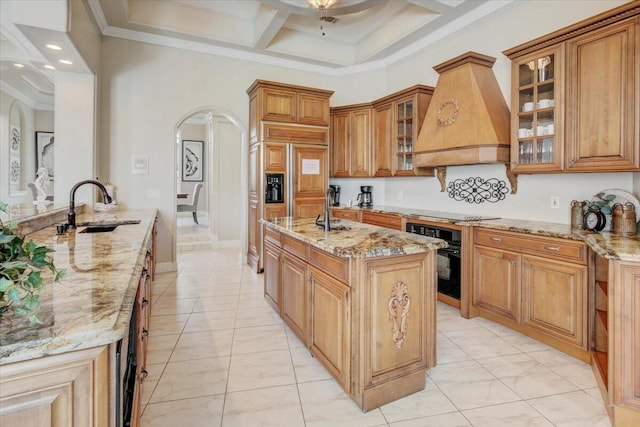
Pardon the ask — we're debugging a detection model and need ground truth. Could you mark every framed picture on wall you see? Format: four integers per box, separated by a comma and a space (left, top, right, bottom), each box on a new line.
182, 140, 204, 182
35, 131, 55, 180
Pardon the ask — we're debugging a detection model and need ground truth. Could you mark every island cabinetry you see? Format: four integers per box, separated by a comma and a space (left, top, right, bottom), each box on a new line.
261, 218, 438, 411
330, 104, 373, 177
263, 240, 282, 314
330, 208, 361, 222
372, 85, 435, 177
361, 211, 402, 230
503, 2, 640, 173
472, 228, 589, 361
0, 346, 110, 427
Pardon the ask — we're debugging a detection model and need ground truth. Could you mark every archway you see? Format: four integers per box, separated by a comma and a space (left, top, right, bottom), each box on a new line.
173, 107, 247, 260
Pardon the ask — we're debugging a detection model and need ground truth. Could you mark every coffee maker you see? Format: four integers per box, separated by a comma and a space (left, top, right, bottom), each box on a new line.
329, 185, 341, 206
357, 185, 373, 207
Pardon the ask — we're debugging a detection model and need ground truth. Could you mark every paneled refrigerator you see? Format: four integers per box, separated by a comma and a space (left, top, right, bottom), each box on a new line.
248, 141, 328, 271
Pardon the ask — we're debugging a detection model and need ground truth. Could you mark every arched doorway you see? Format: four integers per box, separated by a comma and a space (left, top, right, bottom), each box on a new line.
174, 107, 247, 259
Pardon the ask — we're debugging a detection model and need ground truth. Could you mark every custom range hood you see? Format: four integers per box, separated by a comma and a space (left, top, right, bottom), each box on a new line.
414, 52, 511, 169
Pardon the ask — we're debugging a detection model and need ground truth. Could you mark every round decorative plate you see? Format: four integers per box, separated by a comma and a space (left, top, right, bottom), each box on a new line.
592, 188, 640, 215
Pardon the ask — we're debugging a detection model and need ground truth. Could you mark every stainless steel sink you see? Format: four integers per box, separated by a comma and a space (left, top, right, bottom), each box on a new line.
76, 219, 141, 227
79, 225, 119, 233
76, 219, 141, 233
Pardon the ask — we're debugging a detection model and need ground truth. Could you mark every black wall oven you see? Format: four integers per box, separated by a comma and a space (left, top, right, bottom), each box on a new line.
406, 223, 461, 303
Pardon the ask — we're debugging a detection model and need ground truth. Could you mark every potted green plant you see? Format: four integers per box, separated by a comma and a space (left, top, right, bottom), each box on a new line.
0, 201, 65, 323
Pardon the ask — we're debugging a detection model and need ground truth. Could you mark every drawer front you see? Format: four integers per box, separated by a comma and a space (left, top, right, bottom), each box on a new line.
331, 209, 360, 221
264, 227, 282, 247
361, 211, 402, 230
475, 229, 586, 264
309, 247, 349, 283
283, 235, 308, 261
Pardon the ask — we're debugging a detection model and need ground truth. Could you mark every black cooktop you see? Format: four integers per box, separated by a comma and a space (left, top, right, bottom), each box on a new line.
405, 210, 501, 222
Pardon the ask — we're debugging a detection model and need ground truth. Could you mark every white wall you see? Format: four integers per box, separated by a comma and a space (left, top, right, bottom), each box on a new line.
54, 71, 97, 206
212, 117, 241, 241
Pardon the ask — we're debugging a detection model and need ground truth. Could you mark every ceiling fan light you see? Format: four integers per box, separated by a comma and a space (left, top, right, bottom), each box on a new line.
307, 0, 337, 9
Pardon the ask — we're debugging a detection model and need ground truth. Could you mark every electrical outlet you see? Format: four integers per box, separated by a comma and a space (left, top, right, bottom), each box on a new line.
146, 189, 161, 199
397, 190, 403, 201
551, 196, 560, 209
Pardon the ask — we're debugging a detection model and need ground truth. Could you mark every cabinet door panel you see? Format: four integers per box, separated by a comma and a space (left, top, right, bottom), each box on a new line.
310, 267, 350, 389
264, 242, 281, 313
373, 103, 393, 177
566, 18, 639, 171
522, 256, 587, 348
473, 246, 521, 322
350, 109, 372, 177
298, 93, 330, 126
262, 88, 296, 122
332, 112, 350, 177
264, 143, 286, 172
283, 253, 308, 343
292, 199, 324, 219
292, 145, 328, 199
247, 200, 259, 271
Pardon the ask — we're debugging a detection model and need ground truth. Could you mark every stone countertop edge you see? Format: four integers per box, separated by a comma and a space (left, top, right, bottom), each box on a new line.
0, 208, 157, 366
261, 217, 447, 258
331, 205, 640, 262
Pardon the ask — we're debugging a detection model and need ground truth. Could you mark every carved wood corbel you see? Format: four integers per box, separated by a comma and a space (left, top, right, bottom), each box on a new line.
435, 167, 447, 192
505, 164, 518, 194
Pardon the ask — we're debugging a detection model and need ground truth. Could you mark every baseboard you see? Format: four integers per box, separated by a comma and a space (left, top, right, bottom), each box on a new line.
156, 262, 178, 273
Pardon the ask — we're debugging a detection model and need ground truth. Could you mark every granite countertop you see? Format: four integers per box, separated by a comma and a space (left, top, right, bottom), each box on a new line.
261, 216, 447, 257
0, 208, 157, 365
332, 205, 640, 262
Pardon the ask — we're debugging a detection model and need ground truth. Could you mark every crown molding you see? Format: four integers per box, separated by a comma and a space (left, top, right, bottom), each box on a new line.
1, 80, 53, 111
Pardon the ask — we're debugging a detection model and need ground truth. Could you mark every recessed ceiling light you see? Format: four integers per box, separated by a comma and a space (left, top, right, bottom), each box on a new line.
13, 63, 25, 68
44, 64, 56, 70
46, 44, 62, 50
59, 59, 73, 65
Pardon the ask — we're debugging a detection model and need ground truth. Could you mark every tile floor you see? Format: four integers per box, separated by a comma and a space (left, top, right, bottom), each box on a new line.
141, 246, 611, 426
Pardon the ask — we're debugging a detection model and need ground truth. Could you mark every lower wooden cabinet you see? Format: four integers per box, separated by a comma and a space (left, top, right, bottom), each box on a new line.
330, 208, 361, 221
0, 346, 110, 427
309, 266, 350, 389
472, 228, 588, 360
361, 211, 402, 230
263, 241, 281, 313
522, 255, 587, 348
283, 252, 309, 344
473, 245, 521, 323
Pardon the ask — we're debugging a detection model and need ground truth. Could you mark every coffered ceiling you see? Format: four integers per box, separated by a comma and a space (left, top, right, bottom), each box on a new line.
1, 0, 513, 109
90, 0, 509, 70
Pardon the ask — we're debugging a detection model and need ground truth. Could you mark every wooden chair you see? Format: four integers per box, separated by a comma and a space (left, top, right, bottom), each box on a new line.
177, 183, 203, 224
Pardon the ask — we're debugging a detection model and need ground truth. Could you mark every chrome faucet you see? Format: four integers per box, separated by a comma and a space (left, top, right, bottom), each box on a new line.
315, 187, 335, 231
68, 179, 112, 228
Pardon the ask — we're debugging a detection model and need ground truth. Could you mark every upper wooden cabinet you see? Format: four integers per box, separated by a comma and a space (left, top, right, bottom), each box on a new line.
331, 85, 434, 178
565, 17, 639, 171
330, 103, 373, 178
372, 85, 435, 177
247, 80, 334, 143
504, 3, 640, 173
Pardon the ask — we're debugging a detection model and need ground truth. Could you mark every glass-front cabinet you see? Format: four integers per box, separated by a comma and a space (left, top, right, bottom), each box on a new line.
395, 97, 415, 175
510, 46, 563, 173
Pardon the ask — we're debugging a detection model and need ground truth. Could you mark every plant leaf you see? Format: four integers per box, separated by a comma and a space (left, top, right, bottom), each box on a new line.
0, 277, 12, 292
7, 287, 21, 304
28, 314, 44, 324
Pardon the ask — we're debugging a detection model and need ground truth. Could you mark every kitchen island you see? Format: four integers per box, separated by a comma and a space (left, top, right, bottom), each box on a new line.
261, 216, 446, 411
0, 208, 157, 426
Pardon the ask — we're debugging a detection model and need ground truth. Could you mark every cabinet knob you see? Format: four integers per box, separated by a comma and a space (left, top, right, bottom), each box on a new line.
142, 328, 149, 339
142, 298, 149, 308
510, 260, 516, 266
140, 369, 149, 382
